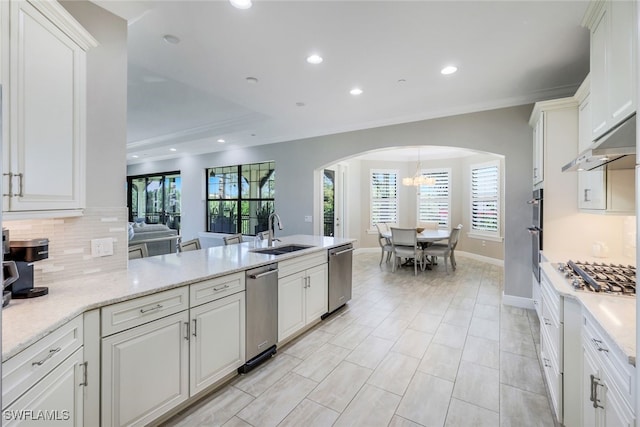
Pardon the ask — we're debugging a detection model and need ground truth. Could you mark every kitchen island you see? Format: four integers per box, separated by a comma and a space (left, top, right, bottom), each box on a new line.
2, 234, 354, 427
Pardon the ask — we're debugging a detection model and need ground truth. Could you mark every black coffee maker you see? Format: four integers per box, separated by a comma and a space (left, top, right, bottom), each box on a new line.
6, 238, 49, 298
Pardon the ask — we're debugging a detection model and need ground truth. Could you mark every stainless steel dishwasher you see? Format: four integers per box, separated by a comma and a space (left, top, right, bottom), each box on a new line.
239, 263, 279, 374
325, 243, 353, 317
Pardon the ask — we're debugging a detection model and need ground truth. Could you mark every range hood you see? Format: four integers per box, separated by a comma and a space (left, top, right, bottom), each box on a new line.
562, 114, 636, 172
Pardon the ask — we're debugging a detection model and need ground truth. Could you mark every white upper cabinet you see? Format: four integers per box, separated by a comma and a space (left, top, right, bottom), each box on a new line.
585, 0, 637, 141
2, 0, 97, 218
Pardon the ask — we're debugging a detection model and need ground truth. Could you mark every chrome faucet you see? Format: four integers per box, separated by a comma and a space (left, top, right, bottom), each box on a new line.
267, 213, 283, 247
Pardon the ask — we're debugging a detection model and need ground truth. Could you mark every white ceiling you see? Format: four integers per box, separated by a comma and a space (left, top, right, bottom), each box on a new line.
93, 0, 590, 165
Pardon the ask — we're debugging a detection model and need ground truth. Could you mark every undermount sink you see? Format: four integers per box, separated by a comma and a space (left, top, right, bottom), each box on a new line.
251, 244, 314, 256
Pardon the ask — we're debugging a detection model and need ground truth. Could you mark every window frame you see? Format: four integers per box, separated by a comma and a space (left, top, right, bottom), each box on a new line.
369, 169, 399, 229
416, 168, 451, 229
469, 160, 501, 240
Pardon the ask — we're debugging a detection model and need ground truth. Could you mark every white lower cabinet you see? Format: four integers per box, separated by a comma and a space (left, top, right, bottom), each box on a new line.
3, 348, 85, 427
189, 292, 245, 396
101, 311, 190, 427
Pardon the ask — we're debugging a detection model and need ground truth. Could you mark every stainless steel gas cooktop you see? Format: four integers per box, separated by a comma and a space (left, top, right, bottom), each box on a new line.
555, 261, 636, 296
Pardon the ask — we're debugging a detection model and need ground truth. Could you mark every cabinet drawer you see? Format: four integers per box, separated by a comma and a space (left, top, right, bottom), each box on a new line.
190, 272, 245, 307
101, 287, 189, 336
540, 332, 563, 423
582, 312, 634, 407
540, 272, 562, 323
2, 315, 83, 409
278, 251, 326, 278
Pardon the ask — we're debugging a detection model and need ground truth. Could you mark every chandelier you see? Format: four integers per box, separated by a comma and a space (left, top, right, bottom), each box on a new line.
402, 148, 436, 186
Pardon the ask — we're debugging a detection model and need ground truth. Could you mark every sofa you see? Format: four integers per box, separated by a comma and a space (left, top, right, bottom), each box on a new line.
128, 223, 178, 257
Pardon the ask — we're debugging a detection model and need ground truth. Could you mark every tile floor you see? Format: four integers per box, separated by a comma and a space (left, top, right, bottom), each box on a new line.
162, 252, 556, 427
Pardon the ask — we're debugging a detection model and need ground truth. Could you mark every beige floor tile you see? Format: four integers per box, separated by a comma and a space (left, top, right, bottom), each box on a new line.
333, 384, 401, 427
500, 384, 555, 427
391, 329, 433, 359
417, 342, 462, 382
367, 352, 420, 396
233, 354, 302, 397
345, 335, 395, 369
371, 317, 410, 341
164, 386, 253, 427
452, 361, 499, 412
408, 312, 442, 334
396, 371, 454, 426
282, 328, 334, 360
318, 312, 354, 335
432, 322, 468, 349
352, 309, 392, 328
221, 417, 253, 427
468, 317, 500, 342
476, 293, 500, 307
293, 343, 351, 382
277, 398, 340, 427
445, 398, 499, 427
388, 415, 424, 427
473, 303, 500, 321
307, 361, 372, 412
462, 335, 500, 369
236, 373, 317, 427
500, 352, 547, 395
330, 324, 374, 350
442, 307, 473, 328
449, 296, 476, 310
500, 327, 538, 358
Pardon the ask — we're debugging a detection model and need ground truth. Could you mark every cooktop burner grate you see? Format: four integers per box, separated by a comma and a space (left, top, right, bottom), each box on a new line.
557, 261, 636, 296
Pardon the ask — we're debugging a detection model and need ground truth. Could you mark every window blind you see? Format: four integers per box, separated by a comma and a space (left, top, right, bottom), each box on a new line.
417, 170, 450, 227
471, 164, 499, 233
370, 170, 398, 227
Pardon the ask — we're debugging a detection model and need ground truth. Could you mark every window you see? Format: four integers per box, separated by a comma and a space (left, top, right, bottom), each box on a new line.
470, 161, 500, 235
127, 171, 181, 230
417, 169, 450, 228
370, 169, 398, 227
206, 161, 275, 235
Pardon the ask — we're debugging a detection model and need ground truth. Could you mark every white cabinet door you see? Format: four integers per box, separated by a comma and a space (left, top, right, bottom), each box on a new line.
4, 0, 94, 215
582, 344, 603, 427
602, 377, 635, 427
190, 292, 245, 396
590, 4, 608, 140
608, 0, 636, 126
533, 113, 544, 185
579, 170, 606, 210
4, 348, 84, 427
101, 311, 189, 427
278, 271, 306, 342
304, 263, 328, 323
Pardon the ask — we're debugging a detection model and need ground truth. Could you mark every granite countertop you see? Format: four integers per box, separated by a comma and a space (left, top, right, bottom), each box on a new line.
540, 261, 636, 367
2, 235, 354, 362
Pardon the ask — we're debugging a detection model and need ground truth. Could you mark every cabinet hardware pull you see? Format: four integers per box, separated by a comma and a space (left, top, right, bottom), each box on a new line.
543, 318, 551, 326
79, 361, 88, 386
32, 347, 61, 366
213, 284, 230, 292
2, 172, 13, 197
590, 374, 604, 409
584, 188, 591, 202
592, 338, 609, 352
140, 304, 163, 314
16, 173, 23, 197
543, 358, 551, 368
184, 322, 190, 340
192, 319, 197, 337
307, 276, 311, 288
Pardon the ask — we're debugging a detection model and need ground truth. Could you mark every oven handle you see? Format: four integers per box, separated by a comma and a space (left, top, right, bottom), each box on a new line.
527, 227, 540, 235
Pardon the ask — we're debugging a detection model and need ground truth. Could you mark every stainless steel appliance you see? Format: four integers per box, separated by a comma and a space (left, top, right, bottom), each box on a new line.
239, 263, 279, 374
527, 189, 543, 282
555, 261, 636, 296
7, 238, 49, 298
325, 243, 353, 316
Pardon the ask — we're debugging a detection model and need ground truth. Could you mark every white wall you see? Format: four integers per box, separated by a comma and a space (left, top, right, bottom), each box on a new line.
128, 104, 533, 298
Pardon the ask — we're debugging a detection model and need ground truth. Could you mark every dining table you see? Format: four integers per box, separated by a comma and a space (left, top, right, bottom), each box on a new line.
381, 228, 451, 244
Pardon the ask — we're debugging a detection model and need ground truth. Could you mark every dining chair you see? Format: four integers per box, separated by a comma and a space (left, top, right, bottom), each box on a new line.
390, 227, 425, 276
179, 238, 201, 252
375, 223, 393, 265
128, 243, 149, 260
223, 233, 243, 245
423, 224, 463, 273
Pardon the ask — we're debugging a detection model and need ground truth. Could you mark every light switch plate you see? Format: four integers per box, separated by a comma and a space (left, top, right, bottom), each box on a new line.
91, 238, 114, 257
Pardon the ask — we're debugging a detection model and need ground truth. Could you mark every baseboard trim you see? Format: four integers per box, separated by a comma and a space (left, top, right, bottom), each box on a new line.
502, 292, 534, 309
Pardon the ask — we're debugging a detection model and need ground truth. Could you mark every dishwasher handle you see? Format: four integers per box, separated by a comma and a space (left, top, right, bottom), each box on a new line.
248, 268, 279, 279
331, 247, 353, 256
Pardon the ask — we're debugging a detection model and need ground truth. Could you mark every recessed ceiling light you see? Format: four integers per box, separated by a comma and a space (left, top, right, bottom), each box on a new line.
397, 79, 406, 83
350, 88, 363, 96
441, 65, 458, 75
306, 54, 323, 65
229, 0, 252, 9
296, 102, 305, 107
246, 77, 259, 84
217, 139, 225, 143
169, 148, 177, 152
131, 155, 139, 159
162, 34, 181, 44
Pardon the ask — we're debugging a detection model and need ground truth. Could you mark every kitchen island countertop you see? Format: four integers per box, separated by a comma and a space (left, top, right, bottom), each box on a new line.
2, 235, 354, 362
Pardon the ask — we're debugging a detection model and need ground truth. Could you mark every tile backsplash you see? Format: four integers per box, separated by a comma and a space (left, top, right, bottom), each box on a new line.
3, 207, 128, 286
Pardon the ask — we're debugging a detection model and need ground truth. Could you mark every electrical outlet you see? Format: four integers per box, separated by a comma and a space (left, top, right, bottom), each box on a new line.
91, 238, 114, 257
304, 215, 312, 222
481, 240, 486, 247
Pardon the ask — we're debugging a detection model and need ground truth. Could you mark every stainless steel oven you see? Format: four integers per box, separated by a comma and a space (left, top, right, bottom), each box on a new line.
527, 189, 543, 282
